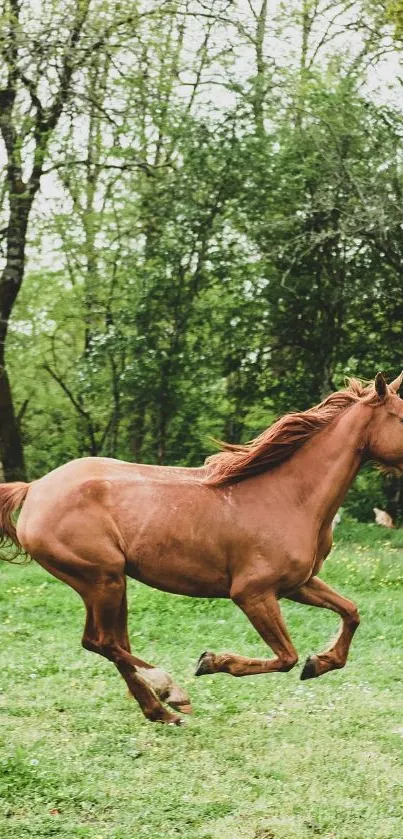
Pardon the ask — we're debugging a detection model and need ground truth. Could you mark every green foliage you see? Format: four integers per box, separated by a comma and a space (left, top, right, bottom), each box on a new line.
343, 468, 388, 522
1, 0, 403, 515
386, 0, 403, 38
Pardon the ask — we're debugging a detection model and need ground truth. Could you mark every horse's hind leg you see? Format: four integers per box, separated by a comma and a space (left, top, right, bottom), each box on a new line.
81, 573, 191, 723
112, 585, 191, 712
83, 587, 191, 714
196, 589, 298, 677
286, 576, 360, 680
28, 544, 185, 724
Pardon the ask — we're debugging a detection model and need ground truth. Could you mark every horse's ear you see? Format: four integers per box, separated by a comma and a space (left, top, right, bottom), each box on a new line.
389, 370, 403, 394
375, 372, 388, 400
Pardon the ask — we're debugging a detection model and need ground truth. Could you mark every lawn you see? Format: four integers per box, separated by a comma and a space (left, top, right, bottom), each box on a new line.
1, 521, 403, 839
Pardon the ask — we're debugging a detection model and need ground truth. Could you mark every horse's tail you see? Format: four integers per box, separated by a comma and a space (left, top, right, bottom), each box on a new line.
0, 482, 30, 562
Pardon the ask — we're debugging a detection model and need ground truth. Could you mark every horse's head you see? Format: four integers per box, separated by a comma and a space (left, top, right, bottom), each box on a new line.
367, 371, 403, 469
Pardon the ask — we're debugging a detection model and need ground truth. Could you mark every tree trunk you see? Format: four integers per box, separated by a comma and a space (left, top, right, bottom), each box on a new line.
0, 195, 31, 480
130, 401, 146, 463
253, 0, 268, 136
0, 357, 26, 480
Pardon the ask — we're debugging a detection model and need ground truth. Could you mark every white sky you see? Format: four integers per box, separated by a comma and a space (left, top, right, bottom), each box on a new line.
1, 0, 402, 272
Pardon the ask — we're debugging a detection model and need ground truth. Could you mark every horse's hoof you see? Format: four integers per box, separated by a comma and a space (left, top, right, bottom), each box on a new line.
166, 683, 192, 714
300, 655, 318, 680
168, 700, 192, 714
170, 716, 187, 726
195, 651, 216, 676
153, 710, 184, 725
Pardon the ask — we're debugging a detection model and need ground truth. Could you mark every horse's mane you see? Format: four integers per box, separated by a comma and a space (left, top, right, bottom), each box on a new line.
204, 378, 381, 487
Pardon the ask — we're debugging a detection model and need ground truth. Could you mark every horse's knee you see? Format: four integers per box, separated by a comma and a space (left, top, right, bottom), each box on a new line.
81, 632, 118, 661
96, 571, 125, 595
345, 603, 360, 630
279, 651, 299, 672
82, 635, 100, 655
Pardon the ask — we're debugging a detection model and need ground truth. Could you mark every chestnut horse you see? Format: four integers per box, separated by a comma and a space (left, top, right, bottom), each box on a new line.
1, 371, 402, 725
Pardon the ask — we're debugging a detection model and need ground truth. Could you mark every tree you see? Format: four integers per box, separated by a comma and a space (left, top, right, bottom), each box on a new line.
0, 0, 183, 478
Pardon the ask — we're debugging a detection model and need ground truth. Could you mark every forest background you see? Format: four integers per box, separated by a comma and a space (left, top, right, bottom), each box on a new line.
1, 0, 403, 521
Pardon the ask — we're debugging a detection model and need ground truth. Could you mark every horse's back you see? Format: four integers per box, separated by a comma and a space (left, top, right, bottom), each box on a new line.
16, 457, 234, 597
16, 457, 208, 559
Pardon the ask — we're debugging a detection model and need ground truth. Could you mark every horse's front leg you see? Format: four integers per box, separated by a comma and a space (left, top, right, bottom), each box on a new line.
286, 576, 360, 679
195, 589, 298, 677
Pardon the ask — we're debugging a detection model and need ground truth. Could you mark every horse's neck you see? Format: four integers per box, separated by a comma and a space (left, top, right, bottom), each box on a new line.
279, 402, 371, 524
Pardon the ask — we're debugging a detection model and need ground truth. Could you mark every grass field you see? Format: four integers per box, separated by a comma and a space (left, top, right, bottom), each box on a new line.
1, 521, 403, 839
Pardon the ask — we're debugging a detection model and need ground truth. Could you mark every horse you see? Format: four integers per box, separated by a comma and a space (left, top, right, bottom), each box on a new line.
0, 371, 402, 725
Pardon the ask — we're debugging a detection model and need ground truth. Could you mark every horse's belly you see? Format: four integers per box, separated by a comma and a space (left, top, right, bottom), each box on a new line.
125, 548, 230, 598
122, 487, 232, 597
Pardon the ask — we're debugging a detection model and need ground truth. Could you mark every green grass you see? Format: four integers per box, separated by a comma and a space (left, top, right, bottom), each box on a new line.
1, 521, 403, 838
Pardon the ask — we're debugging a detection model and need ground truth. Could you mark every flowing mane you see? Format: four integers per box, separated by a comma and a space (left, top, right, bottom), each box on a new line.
204, 378, 381, 487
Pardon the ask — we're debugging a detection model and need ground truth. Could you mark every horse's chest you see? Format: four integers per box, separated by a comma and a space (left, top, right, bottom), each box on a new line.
269, 529, 329, 593
283, 556, 318, 591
